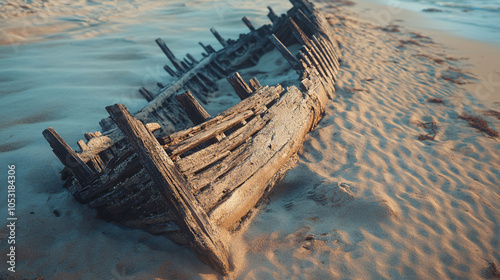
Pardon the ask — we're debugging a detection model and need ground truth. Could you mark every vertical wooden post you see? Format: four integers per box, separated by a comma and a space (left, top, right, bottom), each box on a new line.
175, 90, 211, 125
268, 34, 301, 70
139, 87, 155, 102
106, 104, 232, 275
267, 6, 279, 23
163, 65, 178, 77
43, 127, 95, 185
227, 72, 253, 100
199, 42, 216, 54
176, 90, 225, 142
155, 38, 187, 73
186, 53, 198, 64
242, 16, 255, 31
249, 77, 262, 91
210, 28, 228, 47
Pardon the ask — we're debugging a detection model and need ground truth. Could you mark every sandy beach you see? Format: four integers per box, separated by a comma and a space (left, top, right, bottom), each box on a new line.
0, 0, 499, 279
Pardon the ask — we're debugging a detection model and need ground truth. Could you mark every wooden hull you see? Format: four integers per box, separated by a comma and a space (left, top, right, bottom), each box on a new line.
42, 0, 340, 274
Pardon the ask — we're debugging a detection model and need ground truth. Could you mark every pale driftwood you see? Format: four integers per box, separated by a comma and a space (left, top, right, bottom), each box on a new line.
106, 104, 232, 275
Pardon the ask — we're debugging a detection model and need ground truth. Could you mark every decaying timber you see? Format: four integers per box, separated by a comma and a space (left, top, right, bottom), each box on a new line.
42, 0, 340, 275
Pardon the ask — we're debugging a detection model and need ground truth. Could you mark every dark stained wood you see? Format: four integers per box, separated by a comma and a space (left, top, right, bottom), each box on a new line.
226, 72, 253, 100
175, 90, 211, 125
267, 6, 279, 23
210, 28, 228, 47
139, 87, 155, 102
163, 65, 178, 77
43, 127, 95, 185
242, 16, 255, 31
106, 104, 232, 275
268, 34, 300, 70
156, 38, 186, 73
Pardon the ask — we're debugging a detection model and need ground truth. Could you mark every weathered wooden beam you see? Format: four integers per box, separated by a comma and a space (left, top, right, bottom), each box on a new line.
226, 72, 253, 100
210, 28, 228, 47
186, 53, 198, 64
267, 6, 279, 23
175, 90, 211, 125
139, 87, 155, 102
43, 127, 95, 185
84, 131, 102, 141
242, 16, 255, 31
99, 118, 114, 132
155, 38, 186, 73
166, 110, 254, 158
106, 104, 232, 275
249, 77, 262, 92
268, 34, 300, 70
199, 42, 216, 54
163, 65, 178, 77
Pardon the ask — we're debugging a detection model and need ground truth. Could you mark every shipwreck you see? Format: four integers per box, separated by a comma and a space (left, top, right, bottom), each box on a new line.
42, 0, 340, 274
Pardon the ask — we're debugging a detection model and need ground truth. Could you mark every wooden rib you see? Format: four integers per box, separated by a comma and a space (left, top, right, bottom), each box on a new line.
267, 6, 279, 23
106, 104, 232, 275
175, 90, 211, 125
155, 38, 186, 73
242, 16, 255, 31
268, 34, 300, 70
166, 110, 254, 158
42, 127, 95, 185
210, 28, 228, 47
139, 87, 155, 102
176, 113, 270, 176
314, 35, 339, 73
164, 65, 179, 77
249, 77, 262, 91
186, 53, 198, 64
227, 72, 252, 100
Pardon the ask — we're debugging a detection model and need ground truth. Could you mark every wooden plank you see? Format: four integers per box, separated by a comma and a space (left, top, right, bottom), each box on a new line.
226, 72, 252, 100
106, 104, 232, 275
163, 65, 178, 77
156, 38, 186, 73
268, 34, 300, 70
43, 127, 95, 186
176, 113, 270, 176
196, 86, 306, 212
160, 85, 282, 146
189, 141, 252, 191
166, 110, 254, 158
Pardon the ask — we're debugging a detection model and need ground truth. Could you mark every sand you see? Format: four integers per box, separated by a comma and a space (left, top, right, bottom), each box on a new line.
0, 0, 499, 279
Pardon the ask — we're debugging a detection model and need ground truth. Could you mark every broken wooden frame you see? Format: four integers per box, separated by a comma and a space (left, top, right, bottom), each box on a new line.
42, 0, 340, 275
